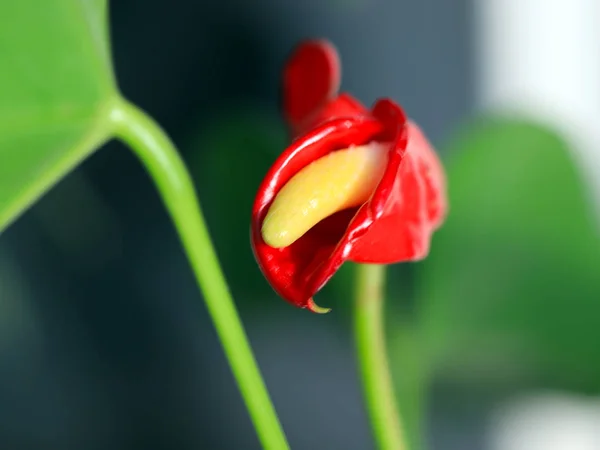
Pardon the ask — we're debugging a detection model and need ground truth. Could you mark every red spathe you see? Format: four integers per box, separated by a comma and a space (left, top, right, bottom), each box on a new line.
250, 40, 447, 311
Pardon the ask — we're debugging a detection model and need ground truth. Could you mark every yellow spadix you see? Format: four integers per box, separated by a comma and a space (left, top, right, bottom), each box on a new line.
261, 143, 388, 248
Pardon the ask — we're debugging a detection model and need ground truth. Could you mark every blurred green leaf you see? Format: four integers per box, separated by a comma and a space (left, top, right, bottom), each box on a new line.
415, 117, 600, 390
0, 0, 115, 233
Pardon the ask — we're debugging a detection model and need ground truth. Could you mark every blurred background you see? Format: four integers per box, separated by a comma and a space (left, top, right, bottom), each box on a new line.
2, 0, 600, 449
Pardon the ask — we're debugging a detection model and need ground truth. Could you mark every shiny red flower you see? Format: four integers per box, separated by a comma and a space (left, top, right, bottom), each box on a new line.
250, 39, 447, 312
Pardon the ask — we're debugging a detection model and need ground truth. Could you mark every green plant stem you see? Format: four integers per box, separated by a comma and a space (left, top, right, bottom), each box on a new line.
109, 98, 289, 450
354, 264, 406, 450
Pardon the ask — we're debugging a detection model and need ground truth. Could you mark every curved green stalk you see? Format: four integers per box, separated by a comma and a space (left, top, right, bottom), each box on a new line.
108, 98, 289, 450
354, 264, 406, 450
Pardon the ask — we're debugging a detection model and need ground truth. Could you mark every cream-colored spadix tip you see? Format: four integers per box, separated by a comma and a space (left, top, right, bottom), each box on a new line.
261, 143, 388, 248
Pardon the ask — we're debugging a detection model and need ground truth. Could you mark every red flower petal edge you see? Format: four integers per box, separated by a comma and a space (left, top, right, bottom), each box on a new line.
251, 40, 448, 312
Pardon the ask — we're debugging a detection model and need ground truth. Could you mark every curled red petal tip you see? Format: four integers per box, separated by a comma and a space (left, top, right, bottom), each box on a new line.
282, 39, 341, 132
251, 39, 448, 311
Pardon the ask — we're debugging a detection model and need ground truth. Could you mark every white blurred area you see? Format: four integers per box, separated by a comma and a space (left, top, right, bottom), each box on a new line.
487, 394, 600, 450
475, 1, 600, 448
474, 0, 600, 213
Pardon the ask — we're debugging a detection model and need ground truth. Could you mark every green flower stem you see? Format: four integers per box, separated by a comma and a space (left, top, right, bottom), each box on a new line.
354, 263, 406, 450
109, 98, 289, 450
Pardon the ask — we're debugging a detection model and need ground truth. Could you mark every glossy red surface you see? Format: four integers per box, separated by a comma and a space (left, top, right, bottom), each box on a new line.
251, 40, 447, 311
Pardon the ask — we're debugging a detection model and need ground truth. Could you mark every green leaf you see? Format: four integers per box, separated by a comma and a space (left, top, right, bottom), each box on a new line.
0, 0, 116, 233
415, 117, 600, 390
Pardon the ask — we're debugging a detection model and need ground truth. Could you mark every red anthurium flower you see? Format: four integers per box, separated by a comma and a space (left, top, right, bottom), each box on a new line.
251, 39, 447, 313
